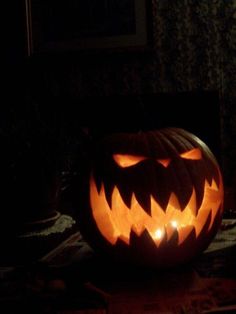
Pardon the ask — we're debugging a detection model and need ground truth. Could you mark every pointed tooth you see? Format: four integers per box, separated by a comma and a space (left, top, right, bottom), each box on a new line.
166, 223, 178, 242
168, 193, 181, 211
118, 234, 130, 245
151, 196, 165, 220
130, 229, 158, 253
194, 178, 205, 209
118, 184, 132, 209
151, 227, 166, 248
175, 184, 193, 211
199, 179, 223, 215
206, 162, 220, 187
135, 191, 151, 215
166, 225, 178, 246
178, 225, 195, 245
186, 188, 197, 217
90, 180, 118, 245
205, 171, 214, 186
130, 193, 149, 236
158, 228, 167, 248
104, 182, 114, 209
111, 186, 132, 241
194, 209, 212, 237
93, 174, 102, 193
187, 173, 205, 210
152, 189, 171, 212
131, 224, 146, 236
205, 177, 212, 188
211, 179, 219, 191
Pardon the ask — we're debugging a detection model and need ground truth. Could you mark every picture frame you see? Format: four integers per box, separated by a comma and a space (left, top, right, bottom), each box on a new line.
25, 0, 152, 56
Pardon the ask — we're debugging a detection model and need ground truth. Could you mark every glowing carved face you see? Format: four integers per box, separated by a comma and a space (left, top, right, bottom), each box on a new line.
88, 128, 224, 266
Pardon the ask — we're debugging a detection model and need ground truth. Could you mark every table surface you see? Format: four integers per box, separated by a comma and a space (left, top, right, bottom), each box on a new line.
0, 218, 236, 314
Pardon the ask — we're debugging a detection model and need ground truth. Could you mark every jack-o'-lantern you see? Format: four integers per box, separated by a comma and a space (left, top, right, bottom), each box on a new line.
77, 128, 224, 267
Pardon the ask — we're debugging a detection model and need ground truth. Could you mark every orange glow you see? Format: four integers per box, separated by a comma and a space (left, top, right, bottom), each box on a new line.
90, 175, 223, 247
180, 148, 202, 160
113, 154, 146, 168
157, 159, 171, 167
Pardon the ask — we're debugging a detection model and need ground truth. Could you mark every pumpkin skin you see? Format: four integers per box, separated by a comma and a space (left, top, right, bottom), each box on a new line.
77, 128, 224, 267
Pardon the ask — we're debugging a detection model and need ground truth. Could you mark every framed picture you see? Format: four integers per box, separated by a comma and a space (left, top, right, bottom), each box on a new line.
25, 0, 152, 56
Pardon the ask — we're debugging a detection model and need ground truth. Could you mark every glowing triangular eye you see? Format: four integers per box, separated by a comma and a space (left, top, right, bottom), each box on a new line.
113, 154, 146, 168
180, 148, 202, 160
156, 159, 171, 167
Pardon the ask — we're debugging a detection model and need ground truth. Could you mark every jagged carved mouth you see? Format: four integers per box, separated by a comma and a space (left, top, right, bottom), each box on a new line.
90, 176, 223, 247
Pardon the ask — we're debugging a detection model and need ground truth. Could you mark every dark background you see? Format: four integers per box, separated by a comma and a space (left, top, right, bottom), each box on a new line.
3, 1, 236, 232
1, 3, 236, 313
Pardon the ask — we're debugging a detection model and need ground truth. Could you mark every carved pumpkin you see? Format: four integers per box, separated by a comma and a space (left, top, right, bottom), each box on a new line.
78, 128, 224, 267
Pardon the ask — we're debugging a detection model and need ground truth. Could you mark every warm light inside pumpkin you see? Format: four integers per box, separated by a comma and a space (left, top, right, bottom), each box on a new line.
156, 159, 171, 168
90, 175, 223, 247
180, 148, 202, 160
113, 154, 147, 168
113, 149, 202, 170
